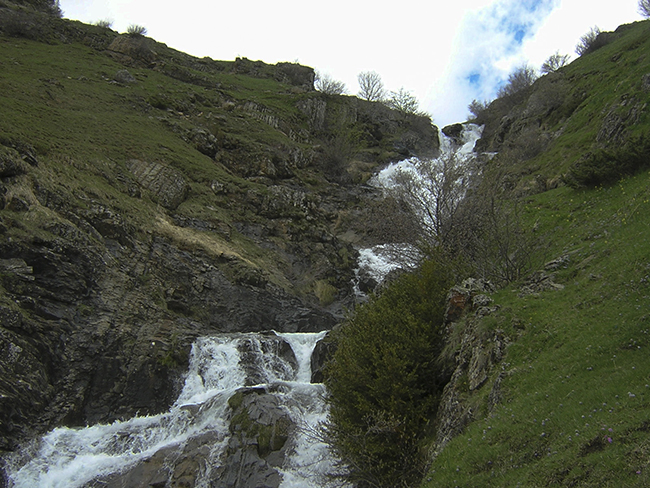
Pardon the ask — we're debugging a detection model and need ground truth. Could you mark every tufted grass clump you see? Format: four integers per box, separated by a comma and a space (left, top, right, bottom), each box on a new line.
95, 19, 113, 29
126, 24, 147, 37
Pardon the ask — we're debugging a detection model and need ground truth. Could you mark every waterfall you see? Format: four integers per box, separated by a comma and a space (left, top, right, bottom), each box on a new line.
4, 331, 339, 488
353, 124, 484, 295
371, 123, 484, 190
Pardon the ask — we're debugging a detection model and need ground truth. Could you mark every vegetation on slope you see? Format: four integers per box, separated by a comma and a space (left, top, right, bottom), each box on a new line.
0, 0, 439, 450
0, 0, 436, 307
324, 254, 459, 487
324, 19, 650, 488
425, 20, 650, 487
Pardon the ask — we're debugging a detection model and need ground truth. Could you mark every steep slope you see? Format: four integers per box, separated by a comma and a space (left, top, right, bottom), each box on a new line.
0, 2, 438, 453
421, 20, 650, 487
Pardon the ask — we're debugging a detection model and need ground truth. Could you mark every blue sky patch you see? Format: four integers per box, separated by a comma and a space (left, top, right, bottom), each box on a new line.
468, 73, 481, 85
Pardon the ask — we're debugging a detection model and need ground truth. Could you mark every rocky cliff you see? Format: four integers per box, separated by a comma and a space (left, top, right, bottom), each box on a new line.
0, 1, 439, 455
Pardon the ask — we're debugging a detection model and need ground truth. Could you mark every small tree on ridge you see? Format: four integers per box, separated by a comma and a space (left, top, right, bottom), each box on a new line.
357, 71, 385, 101
315, 72, 347, 95
385, 87, 420, 114
541, 52, 570, 74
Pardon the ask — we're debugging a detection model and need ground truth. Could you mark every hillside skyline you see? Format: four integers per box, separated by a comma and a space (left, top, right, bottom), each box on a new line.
60, 0, 642, 125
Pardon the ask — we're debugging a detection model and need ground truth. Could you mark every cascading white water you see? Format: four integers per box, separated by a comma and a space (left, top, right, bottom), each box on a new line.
274, 332, 348, 488
370, 123, 484, 190
353, 124, 484, 295
4, 331, 337, 488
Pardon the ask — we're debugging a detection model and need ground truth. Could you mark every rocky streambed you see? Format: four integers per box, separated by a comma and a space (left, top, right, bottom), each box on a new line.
3, 331, 342, 488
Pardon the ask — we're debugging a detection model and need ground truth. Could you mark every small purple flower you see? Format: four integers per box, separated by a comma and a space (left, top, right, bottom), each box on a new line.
607, 437, 613, 443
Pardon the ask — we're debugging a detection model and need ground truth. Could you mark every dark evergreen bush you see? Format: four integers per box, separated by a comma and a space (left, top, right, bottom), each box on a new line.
324, 253, 456, 488
564, 135, 650, 188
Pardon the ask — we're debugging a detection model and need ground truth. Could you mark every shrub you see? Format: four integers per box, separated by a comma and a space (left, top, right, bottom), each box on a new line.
564, 135, 650, 188
541, 52, 570, 74
497, 64, 538, 99
314, 72, 347, 95
468, 99, 489, 120
575, 26, 613, 56
126, 24, 147, 37
13, 0, 62, 16
324, 253, 457, 488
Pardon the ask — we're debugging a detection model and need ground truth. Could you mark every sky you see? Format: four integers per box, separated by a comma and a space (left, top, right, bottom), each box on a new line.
59, 0, 642, 126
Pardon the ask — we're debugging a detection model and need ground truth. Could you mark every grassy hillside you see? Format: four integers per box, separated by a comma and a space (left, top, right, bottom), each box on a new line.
0, 2, 439, 450
421, 21, 650, 487
0, 2, 436, 305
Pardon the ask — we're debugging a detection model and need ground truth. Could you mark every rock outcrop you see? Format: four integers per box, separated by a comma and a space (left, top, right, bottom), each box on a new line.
432, 278, 506, 456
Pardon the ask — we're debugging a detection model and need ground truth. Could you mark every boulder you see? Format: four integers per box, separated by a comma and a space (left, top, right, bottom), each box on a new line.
127, 159, 189, 210
211, 387, 295, 488
113, 69, 136, 84
311, 333, 337, 383
107, 35, 156, 65
442, 123, 464, 142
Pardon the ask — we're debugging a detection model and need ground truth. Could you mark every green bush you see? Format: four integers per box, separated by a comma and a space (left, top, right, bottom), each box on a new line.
564, 134, 650, 188
324, 253, 457, 488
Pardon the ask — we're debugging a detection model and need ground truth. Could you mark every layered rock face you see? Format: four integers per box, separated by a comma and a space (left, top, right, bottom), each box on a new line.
0, 219, 339, 451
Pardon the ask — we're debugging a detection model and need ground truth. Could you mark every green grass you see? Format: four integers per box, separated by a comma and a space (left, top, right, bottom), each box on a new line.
420, 23, 650, 485
423, 168, 650, 486
495, 21, 650, 188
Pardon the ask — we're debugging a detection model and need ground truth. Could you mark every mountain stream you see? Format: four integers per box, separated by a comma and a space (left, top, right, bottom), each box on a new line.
4, 331, 341, 488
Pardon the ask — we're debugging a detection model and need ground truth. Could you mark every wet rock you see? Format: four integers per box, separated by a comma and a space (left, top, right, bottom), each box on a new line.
356, 267, 378, 294
238, 334, 297, 385
442, 123, 464, 142
311, 333, 337, 383
212, 387, 294, 488
89, 431, 224, 488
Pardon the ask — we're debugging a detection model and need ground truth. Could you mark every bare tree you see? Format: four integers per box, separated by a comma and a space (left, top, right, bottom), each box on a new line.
497, 64, 538, 98
386, 151, 477, 247
357, 71, 385, 101
575, 26, 601, 55
385, 87, 420, 114
541, 52, 570, 74
640, 0, 650, 18
385, 149, 539, 285
315, 72, 347, 95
